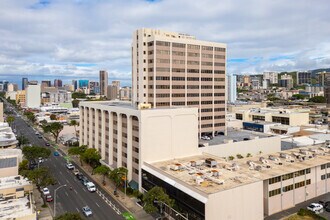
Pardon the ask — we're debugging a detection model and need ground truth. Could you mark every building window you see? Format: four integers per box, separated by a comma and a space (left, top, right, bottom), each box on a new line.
282, 173, 293, 181
306, 179, 311, 185
269, 176, 281, 185
282, 184, 293, 192
269, 188, 281, 197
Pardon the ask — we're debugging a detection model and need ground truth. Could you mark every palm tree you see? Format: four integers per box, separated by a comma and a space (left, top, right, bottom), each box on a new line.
69, 120, 79, 138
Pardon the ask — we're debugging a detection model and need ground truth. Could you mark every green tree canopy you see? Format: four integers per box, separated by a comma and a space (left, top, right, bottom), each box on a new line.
94, 165, 111, 183
26, 167, 56, 189
19, 159, 29, 176
81, 148, 101, 168
143, 186, 174, 214
109, 167, 128, 189
6, 115, 15, 126
41, 122, 63, 143
54, 213, 83, 220
308, 96, 326, 103
72, 92, 87, 99
17, 135, 30, 147
72, 99, 80, 108
22, 146, 51, 162
291, 94, 306, 100
50, 114, 57, 120
68, 145, 87, 165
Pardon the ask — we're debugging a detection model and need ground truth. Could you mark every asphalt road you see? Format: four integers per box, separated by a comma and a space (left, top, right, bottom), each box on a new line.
8, 106, 125, 220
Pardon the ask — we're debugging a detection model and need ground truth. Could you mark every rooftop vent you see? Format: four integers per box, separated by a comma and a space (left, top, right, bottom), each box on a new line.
205, 158, 217, 168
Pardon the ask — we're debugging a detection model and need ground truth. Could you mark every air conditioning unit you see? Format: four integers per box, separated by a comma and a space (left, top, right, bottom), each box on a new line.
205, 158, 217, 168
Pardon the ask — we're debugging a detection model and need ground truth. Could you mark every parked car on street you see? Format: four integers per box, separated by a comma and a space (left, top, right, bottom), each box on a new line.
53, 151, 60, 156
307, 203, 323, 212
76, 173, 84, 180
82, 206, 93, 217
45, 195, 53, 202
66, 163, 75, 170
42, 188, 50, 196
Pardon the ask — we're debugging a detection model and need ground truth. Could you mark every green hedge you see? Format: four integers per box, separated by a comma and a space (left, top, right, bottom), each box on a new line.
297, 208, 327, 220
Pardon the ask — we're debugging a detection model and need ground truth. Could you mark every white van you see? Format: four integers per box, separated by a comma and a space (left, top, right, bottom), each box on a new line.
86, 182, 96, 192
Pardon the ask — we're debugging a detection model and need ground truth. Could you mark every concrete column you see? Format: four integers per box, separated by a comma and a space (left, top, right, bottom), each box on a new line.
101, 110, 106, 160
109, 112, 114, 165
83, 107, 88, 145
88, 108, 93, 148
117, 114, 123, 167
79, 107, 84, 145
95, 109, 99, 151
127, 116, 133, 181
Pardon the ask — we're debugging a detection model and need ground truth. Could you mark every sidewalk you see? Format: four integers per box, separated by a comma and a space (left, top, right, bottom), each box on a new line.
33, 185, 53, 220
39, 127, 153, 220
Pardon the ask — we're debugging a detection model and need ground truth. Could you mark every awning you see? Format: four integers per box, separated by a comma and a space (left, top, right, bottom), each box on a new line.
128, 180, 139, 190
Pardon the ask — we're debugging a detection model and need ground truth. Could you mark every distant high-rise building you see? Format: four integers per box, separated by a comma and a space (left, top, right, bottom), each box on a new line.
26, 84, 41, 108
263, 72, 278, 84
74, 80, 89, 91
7, 83, 18, 92
99, 70, 108, 96
54, 79, 63, 88
41, 80, 51, 88
325, 72, 330, 108
243, 75, 251, 87
0, 81, 9, 91
119, 86, 132, 101
22, 78, 28, 90
132, 28, 226, 136
28, 80, 38, 85
89, 81, 100, 94
297, 71, 312, 85
279, 74, 293, 89
227, 74, 237, 103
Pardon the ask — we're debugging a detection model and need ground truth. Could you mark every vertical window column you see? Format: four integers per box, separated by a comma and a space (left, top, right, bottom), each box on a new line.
101, 110, 106, 160
127, 116, 133, 181
108, 112, 114, 165
88, 108, 93, 148
95, 109, 99, 153
117, 114, 123, 167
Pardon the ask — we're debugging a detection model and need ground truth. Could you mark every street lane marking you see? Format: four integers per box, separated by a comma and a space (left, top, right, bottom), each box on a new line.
76, 208, 79, 212
74, 189, 78, 194
82, 188, 86, 192
66, 179, 69, 184
59, 171, 62, 175
65, 192, 69, 197
96, 202, 100, 208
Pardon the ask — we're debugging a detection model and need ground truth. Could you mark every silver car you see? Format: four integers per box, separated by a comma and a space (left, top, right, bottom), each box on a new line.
82, 206, 92, 217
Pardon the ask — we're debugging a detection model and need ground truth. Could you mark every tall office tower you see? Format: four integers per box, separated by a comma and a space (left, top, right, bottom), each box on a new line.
132, 28, 226, 136
22, 78, 28, 90
54, 79, 63, 88
89, 81, 100, 94
99, 70, 108, 96
279, 74, 293, 89
263, 72, 278, 84
74, 80, 89, 91
26, 84, 41, 108
325, 72, 330, 108
41, 80, 51, 88
227, 74, 237, 103
297, 71, 312, 85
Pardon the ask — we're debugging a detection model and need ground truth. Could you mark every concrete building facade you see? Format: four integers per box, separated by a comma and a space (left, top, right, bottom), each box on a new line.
132, 28, 226, 136
25, 84, 41, 109
79, 101, 199, 188
325, 72, 330, 108
263, 72, 278, 84
227, 74, 237, 103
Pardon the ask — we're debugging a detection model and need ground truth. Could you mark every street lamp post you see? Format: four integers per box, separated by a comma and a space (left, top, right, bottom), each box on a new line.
53, 184, 66, 217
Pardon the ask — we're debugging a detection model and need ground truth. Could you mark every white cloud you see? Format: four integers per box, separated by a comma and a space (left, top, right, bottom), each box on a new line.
0, 0, 329, 83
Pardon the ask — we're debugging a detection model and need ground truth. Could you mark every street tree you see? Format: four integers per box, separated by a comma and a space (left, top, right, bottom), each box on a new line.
24, 111, 36, 123
68, 145, 87, 166
17, 135, 30, 147
308, 96, 326, 103
41, 122, 63, 143
109, 167, 128, 190
143, 186, 174, 214
81, 148, 101, 168
22, 146, 51, 162
94, 165, 111, 184
6, 115, 15, 126
18, 159, 29, 176
55, 213, 83, 220
26, 167, 56, 189
69, 120, 79, 138
50, 114, 57, 120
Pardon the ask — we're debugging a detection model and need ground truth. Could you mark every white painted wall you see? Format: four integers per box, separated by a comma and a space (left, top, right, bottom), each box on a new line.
25, 84, 41, 108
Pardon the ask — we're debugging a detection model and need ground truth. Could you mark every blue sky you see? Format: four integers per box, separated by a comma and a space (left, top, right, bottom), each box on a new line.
0, 0, 330, 86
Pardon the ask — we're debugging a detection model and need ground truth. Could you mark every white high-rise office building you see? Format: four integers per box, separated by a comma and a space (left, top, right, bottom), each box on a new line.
227, 74, 237, 103
25, 84, 41, 108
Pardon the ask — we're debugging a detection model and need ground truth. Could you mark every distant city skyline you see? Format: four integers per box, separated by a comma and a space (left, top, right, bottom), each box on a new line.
0, 0, 330, 81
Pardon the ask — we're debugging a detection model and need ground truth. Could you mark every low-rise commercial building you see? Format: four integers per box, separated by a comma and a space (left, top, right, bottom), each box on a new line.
79, 101, 199, 188
0, 149, 22, 178
234, 108, 309, 126
0, 175, 35, 220
142, 145, 330, 220
0, 122, 18, 149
